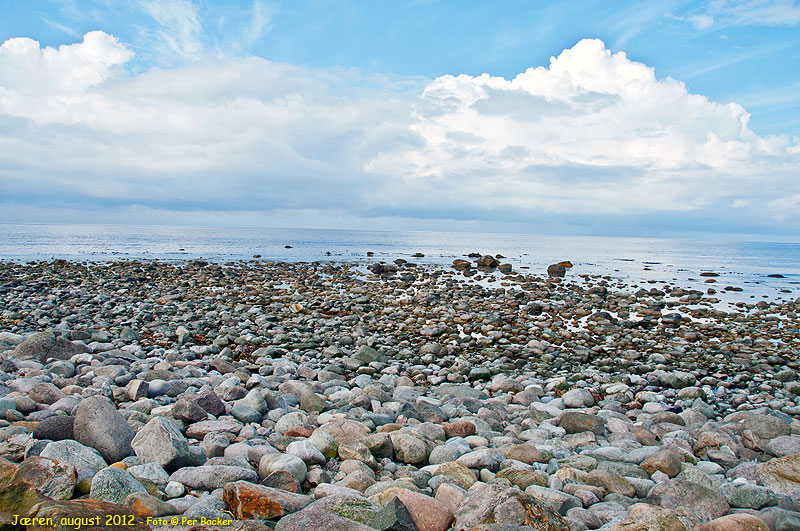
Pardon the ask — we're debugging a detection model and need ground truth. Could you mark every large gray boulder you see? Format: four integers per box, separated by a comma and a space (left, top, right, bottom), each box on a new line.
73, 397, 134, 464
131, 416, 189, 472
646, 478, 730, 523
13, 331, 89, 362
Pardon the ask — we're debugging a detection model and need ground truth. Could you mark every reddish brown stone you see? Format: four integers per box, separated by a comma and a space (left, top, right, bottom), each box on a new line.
442, 421, 476, 439
701, 514, 769, 531
396, 491, 454, 531
223, 480, 311, 520
506, 444, 546, 464
285, 426, 313, 438
124, 492, 176, 518
640, 450, 682, 478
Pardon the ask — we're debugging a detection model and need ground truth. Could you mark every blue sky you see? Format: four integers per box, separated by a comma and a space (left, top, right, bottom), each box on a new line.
1, 1, 799, 239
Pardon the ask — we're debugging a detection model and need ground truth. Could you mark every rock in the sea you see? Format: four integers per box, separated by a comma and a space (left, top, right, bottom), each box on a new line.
73, 397, 135, 464
547, 264, 566, 277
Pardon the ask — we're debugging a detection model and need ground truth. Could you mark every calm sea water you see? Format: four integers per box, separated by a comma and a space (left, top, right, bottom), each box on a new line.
1, 223, 798, 305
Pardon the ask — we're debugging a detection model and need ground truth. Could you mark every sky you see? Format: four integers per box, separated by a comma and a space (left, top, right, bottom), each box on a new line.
0, 1, 799, 241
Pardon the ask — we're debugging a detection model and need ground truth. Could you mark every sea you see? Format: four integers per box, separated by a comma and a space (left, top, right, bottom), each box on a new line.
1, 223, 799, 309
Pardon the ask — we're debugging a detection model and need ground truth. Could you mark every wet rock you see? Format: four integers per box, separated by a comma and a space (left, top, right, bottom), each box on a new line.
547, 264, 566, 278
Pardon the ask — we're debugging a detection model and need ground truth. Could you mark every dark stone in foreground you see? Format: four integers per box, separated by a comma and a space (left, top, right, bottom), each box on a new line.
371, 496, 418, 531
33, 416, 75, 442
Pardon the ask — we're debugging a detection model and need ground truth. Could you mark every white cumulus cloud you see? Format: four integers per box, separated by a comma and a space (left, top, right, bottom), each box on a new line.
0, 31, 132, 94
367, 39, 798, 219
0, 33, 798, 237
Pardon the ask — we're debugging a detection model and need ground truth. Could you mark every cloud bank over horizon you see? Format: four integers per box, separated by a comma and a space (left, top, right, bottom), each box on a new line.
1, 30, 798, 240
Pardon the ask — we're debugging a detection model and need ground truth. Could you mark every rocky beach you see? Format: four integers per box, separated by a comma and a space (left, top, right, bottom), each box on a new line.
0, 257, 798, 531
